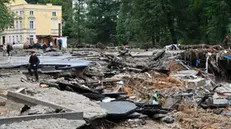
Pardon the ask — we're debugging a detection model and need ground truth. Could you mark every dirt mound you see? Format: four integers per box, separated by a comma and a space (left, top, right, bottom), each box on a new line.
168, 61, 186, 73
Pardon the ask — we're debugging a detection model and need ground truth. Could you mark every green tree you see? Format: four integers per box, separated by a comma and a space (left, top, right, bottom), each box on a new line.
0, 0, 14, 32
130, 0, 173, 46
116, 0, 133, 45
72, 0, 86, 45
205, 0, 231, 43
86, 0, 120, 44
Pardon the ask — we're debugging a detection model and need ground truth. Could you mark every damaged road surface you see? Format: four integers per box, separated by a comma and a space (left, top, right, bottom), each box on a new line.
2, 46, 231, 129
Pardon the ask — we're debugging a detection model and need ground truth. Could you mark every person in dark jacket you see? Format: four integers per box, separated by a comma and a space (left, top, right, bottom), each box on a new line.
6, 43, 13, 56
28, 51, 40, 81
58, 39, 62, 50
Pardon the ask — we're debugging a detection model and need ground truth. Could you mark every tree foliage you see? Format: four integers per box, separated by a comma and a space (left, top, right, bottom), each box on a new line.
25, 0, 231, 46
0, 0, 14, 32
85, 0, 120, 44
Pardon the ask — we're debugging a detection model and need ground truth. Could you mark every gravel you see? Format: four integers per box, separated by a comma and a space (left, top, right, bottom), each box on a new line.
0, 118, 85, 129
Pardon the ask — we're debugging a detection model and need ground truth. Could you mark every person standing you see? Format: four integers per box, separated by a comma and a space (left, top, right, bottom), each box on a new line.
42, 43, 47, 52
6, 43, 12, 56
28, 51, 40, 81
50, 41, 53, 49
2, 44, 7, 56
58, 39, 62, 50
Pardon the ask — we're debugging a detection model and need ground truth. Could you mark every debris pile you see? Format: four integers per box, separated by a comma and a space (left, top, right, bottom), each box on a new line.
1, 46, 231, 128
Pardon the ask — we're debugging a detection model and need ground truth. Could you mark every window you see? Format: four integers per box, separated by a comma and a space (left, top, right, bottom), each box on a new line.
29, 21, 34, 29
9, 36, 11, 43
20, 11, 23, 16
52, 12, 56, 16
51, 19, 58, 29
20, 35, 23, 42
16, 11, 18, 16
16, 35, 18, 42
29, 35, 34, 43
12, 36, 14, 42
30, 11, 34, 15
16, 21, 18, 29
20, 21, 22, 29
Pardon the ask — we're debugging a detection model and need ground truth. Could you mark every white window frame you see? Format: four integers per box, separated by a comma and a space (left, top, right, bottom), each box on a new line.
52, 19, 58, 29
20, 21, 22, 29
16, 35, 18, 42
9, 36, 11, 43
20, 35, 23, 42
16, 21, 18, 29
52, 12, 56, 16
30, 11, 34, 16
29, 21, 34, 29
29, 35, 34, 43
20, 11, 23, 17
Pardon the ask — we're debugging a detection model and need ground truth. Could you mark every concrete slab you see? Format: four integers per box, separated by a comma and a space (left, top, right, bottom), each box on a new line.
0, 56, 91, 69
26, 88, 106, 120
100, 101, 137, 117
0, 112, 83, 125
0, 118, 85, 129
7, 91, 73, 111
185, 78, 206, 88
170, 70, 206, 88
176, 70, 198, 76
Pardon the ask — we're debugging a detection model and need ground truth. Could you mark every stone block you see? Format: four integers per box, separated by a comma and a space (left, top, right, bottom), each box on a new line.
184, 78, 206, 88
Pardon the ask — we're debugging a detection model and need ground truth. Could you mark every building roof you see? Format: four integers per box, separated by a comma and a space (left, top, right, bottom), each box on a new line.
10, 0, 28, 5
9, 0, 61, 9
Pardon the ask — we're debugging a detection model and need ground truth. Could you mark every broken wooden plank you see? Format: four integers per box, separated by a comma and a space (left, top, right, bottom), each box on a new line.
16, 88, 26, 93
0, 112, 83, 125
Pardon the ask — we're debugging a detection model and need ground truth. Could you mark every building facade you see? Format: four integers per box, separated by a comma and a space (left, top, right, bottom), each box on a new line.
0, 0, 62, 45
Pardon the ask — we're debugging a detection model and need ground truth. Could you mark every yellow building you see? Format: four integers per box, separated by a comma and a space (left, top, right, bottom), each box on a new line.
0, 0, 62, 45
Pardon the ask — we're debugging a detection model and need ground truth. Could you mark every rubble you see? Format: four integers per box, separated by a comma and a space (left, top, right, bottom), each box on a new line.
1, 46, 231, 128
26, 87, 106, 120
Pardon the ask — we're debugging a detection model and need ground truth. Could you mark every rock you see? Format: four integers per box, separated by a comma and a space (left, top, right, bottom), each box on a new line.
185, 78, 206, 88
161, 116, 175, 124
163, 97, 180, 109
213, 108, 224, 115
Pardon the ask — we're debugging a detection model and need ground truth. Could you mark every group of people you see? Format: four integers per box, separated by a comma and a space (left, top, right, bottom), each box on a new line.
48, 39, 62, 50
